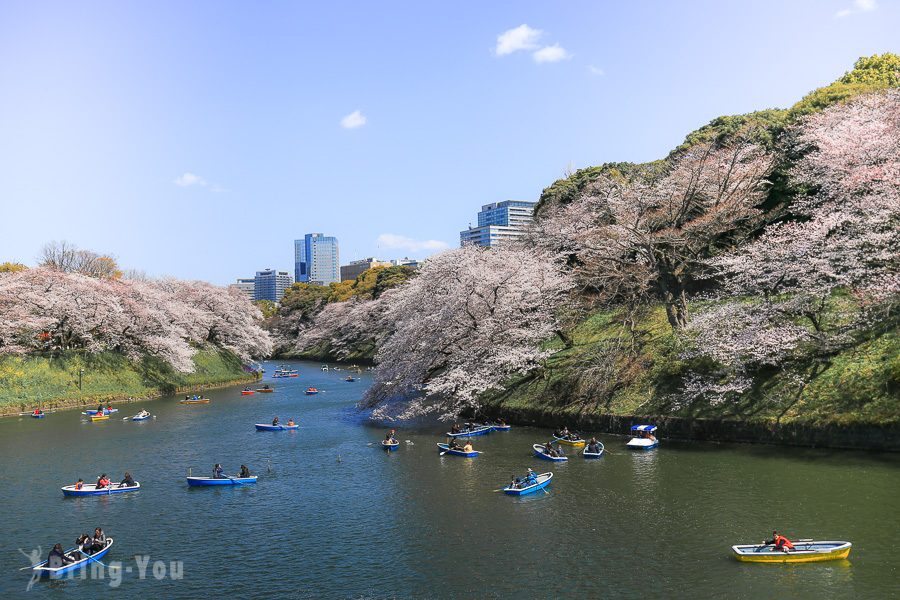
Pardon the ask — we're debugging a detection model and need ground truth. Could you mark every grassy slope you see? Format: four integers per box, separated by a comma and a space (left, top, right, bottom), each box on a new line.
0, 349, 254, 414
483, 305, 899, 428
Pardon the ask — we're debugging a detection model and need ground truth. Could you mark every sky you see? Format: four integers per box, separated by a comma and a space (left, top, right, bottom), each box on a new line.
0, 0, 897, 284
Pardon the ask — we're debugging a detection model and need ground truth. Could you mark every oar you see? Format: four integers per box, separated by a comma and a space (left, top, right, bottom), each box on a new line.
77, 548, 117, 570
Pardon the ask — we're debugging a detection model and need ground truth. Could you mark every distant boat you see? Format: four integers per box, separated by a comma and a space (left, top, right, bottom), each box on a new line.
131, 410, 151, 421
241, 389, 255, 396
272, 367, 299, 378
436, 443, 480, 458
31, 411, 46, 419
552, 435, 586, 448
305, 387, 319, 395
256, 386, 274, 393
90, 413, 110, 421
255, 423, 299, 431
344, 376, 356, 382
491, 424, 511, 431
382, 440, 399, 451
83, 408, 118, 415
533, 444, 568, 462
503, 472, 553, 495
180, 398, 210, 405
61, 482, 141, 496
187, 476, 257, 486
446, 425, 493, 438
626, 425, 659, 450
583, 443, 605, 459
732, 541, 852, 563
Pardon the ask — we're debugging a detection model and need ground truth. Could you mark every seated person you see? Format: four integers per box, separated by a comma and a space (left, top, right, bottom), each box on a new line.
462, 441, 474, 453
525, 469, 538, 484
74, 478, 84, 490
239, 465, 251, 478
544, 442, 558, 457
95, 474, 110, 489
450, 424, 461, 434
272, 416, 280, 426
120, 472, 135, 487
509, 476, 520, 489
287, 418, 295, 427
91, 528, 106, 553
47, 543, 74, 568
213, 463, 225, 478
448, 438, 461, 450
76, 534, 92, 554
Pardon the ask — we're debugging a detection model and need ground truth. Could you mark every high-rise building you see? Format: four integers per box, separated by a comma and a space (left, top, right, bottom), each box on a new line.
231, 277, 256, 300
253, 269, 292, 301
340, 257, 392, 282
294, 234, 340, 285
459, 200, 536, 248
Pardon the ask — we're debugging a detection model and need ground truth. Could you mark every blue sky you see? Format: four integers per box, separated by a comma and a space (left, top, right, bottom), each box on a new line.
0, 0, 896, 284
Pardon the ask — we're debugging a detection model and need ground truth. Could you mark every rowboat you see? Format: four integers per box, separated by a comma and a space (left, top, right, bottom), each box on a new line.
382, 440, 399, 451
61, 482, 141, 496
503, 472, 553, 495
272, 371, 299, 378
90, 414, 109, 421
241, 390, 255, 396
256, 387, 274, 393
31, 412, 46, 419
436, 443, 480, 458
131, 411, 151, 421
305, 388, 319, 395
491, 424, 511, 431
83, 409, 118, 415
533, 444, 568, 462
344, 376, 356, 382
255, 423, 299, 431
31, 538, 113, 578
731, 541, 852, 563
553, 435, 586, 447
626, 425, 659, 450
180, 398, 210, 404
583, 443, 605, 458
445, 425, 493, 438
186, 476, 258, 486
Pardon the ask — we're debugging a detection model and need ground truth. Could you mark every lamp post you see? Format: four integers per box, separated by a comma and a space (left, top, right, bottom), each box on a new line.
79, 369, 84, 391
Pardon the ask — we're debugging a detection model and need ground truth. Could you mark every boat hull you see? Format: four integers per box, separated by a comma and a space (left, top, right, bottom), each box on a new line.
504, 473, 553, 495
533, 444, 568, 462
84, 409, 118, 415
90, 415, 109, 421
180, 399, 210, 404
382, 442, 399, 451
583, 444, 605, 459
241, 391, 255, 395
256, 389, 274, 393
732, 541, 852, 563
491, 425, 511, 431
62, 482, 141, 496
626, 438, 658, 450
33, 539, 113, 578
553, 436, 586, 447
255, 424, 299, 431
446, 426, 493, 438
436, 443, 479, 457
32, 414, 45, 419
186, 476, 258, 486
131, 414, 150, 421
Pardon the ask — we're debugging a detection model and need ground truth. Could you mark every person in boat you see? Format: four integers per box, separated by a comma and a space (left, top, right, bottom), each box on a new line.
462, 441, 474, 453
97, 404, 104, 414
120, 472, 135, 487
524, 468, 538, 485
91, 528, 106, 553
450, 424, 461, 434
287, 418, 295, 427
587, 438, 602, 453
239, 465, 251, 478
76, 534, 92, 555
213, 463, 225, 478
33, 408, 42, 415
96, 474, 110, 489
184, 395, 190, 401
48, 543, 74, 568
544, 441, 560, 457
447, 438, 462, 451
74, 478, 84, 490
764, 531, 795, 552
262, 385, 270, 390
272, 416, 280, 426
509, 475, 521, 489
243, 387, 251, 392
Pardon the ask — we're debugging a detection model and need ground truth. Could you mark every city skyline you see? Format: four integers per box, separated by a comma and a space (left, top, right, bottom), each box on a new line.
1, 2, 896, 284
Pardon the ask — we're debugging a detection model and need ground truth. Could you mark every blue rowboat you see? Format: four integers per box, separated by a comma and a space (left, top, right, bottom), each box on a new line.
382, 440, 399, 451
31, 413, 46, 419
626, 424, 659, 450
255, 423, 299, 431
445, 425, 493, 438
583, 443, 605, 459
83, 409, 118, 416
61, 482, 141, 497
436, 443, 480, 458
533, 444, 568, 462
32, 538, 113, 578
491, 424, 511, 431
131, 412, 151, 421
186, 476, 258, 486
503, 472, 553, 495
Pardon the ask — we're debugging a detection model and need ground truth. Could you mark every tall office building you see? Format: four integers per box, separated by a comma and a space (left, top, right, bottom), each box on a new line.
253, 269, 292, 301
459, 200, 537, 248
294, 234, 340, 286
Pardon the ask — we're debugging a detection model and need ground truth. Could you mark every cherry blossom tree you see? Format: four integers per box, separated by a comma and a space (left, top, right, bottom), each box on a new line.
533, 140, 775, 329
361, 245, 573, 420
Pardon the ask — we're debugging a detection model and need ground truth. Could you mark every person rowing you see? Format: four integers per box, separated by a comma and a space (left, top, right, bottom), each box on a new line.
47, 543, 74, 568
239, 465, 251, 478
450, 424, 461, 434
544, 441, 561, 457
90, 527, 106, 553
587, 438, 602, 453
95, 474, 110, 489
384, 431, 397, 444
524, 468, 538, 485
76, 534, 92, 555
509, 475, 521, 489
120, 472, 136, 487
213, 463, 225, 478
763, 531, 795, 552
447, 438, 462, 451
96, 404, 105, 414
272, 416, 280, 426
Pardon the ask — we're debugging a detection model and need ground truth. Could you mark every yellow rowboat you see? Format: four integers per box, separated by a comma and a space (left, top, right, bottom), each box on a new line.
552, 435, 586, 447
180, 399, 210, 404
90, 414, 109, 421
732, 541, 851, 563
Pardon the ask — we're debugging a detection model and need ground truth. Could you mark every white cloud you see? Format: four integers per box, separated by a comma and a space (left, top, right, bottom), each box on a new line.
377, 233, 449, 253
341, 110, 367, 129
533, 44, 572, 64
173, 172, 207, 187
587, 65, 605, 76
835, 0, 877, 17
495, 24, 542, 56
